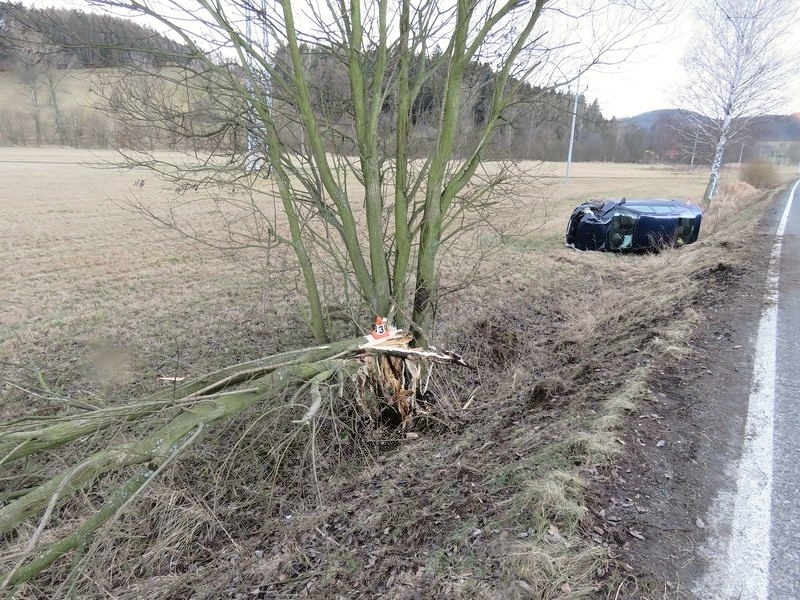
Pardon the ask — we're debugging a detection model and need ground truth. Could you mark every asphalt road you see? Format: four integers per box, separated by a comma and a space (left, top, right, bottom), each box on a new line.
695, 179, 800, 599
770, 180, 800, 599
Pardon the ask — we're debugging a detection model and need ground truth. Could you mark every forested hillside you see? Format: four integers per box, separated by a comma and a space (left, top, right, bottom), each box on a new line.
0, 2, 623, 159
1, 2, 798, 164
0, 2, 188, 68
0, 2, 192, 147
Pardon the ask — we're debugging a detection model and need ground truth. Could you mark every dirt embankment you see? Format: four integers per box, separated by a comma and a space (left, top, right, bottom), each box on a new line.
593, 190, 784, 598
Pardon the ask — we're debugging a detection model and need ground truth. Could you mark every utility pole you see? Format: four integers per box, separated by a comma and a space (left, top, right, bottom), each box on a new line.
565, 76, 580, 182
689, 128, 699, 172
245, 0, 271, 172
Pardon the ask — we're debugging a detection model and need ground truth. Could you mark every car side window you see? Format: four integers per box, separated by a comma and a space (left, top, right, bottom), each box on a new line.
607, 211, 636, 250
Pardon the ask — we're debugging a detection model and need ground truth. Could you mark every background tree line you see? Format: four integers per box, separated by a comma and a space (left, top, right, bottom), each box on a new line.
0, 3, 619, 160
1, 2, 798, 164
0, 2, 189, 68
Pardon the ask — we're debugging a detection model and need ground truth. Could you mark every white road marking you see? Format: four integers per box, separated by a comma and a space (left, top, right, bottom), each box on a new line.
716, 180, 799, 598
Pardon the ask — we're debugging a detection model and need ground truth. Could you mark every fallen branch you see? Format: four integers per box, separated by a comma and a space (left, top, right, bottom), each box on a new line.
0, 335, 364, 465
0, 331, 466, 590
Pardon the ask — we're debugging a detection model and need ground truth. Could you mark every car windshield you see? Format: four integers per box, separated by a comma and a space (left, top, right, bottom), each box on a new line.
675, 217, 697, 245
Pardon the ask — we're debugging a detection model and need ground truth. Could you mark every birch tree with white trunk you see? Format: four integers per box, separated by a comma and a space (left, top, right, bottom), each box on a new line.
681, 0, 798, 205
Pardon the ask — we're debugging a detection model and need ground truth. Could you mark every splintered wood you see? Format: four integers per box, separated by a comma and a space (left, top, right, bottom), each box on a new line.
355, 331, 467, 430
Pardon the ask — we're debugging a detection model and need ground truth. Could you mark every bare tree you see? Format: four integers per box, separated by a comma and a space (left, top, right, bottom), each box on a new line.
3, 7, 75, 146
17, 61, 44, 145
83, 0, 669, 344
10, 23, 48, 146
44, 59, 75, 146
681, 0, 799, 205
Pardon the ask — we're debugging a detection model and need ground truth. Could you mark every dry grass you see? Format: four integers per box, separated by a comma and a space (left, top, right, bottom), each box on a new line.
1, 148, 302, 403
739, 161, 780, 189
0, 148, 780, 598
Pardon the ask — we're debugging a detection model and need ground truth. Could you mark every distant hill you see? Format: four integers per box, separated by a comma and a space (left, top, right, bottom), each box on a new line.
623, 110, 800, 142
747, 114, 800, 141
0, 1, 199, 147
618, 109, 683, 131
0, 2, 188, 70
614, 109, 800, 164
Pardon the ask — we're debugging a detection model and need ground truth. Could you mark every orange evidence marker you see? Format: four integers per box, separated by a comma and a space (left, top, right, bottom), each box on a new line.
371, 316, 389, 339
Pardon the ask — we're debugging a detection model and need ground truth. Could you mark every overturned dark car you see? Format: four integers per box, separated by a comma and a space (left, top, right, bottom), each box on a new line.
565, 199, 702, 252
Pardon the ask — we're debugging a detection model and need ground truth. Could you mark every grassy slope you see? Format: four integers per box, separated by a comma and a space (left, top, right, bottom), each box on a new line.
0, 68, 100, 109
0, 149, 792, 598
0, 69, 102, 138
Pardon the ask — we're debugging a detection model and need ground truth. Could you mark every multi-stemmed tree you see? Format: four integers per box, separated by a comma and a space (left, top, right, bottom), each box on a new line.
87, 0, 668, 342
1, 0, 671, 590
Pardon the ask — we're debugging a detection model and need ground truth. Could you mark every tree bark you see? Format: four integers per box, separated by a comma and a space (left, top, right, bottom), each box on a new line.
703, 111, 732, 205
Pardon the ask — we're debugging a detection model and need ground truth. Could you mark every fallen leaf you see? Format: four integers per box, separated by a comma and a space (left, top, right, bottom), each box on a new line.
628, 528, 645, 540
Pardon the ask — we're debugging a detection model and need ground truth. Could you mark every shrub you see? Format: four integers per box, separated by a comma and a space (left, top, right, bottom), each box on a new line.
739, 161, 779, 189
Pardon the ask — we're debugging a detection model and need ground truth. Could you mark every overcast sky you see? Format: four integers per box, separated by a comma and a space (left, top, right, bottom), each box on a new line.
588, 35, 800, 120
579, 9, 800, 119
21, 0, 800, 119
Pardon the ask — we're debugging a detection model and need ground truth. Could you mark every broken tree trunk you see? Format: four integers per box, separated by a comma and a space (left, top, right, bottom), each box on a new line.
0, 330, 465, 590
